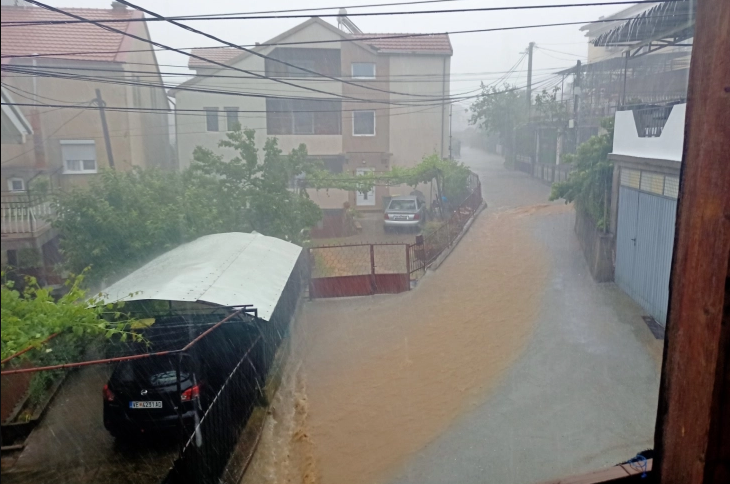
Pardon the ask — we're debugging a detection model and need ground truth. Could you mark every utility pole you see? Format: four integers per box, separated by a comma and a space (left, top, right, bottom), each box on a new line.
526, 42, 535, 117
572, 60, 581, 150
448, 104, 453, 160
94, 89, 115, 169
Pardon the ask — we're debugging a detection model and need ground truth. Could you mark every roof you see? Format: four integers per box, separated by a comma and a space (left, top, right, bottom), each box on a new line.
102, 232, 302, 322
351, 33, 452, 55
592, 0, 695, 47
186, 17, 451, 70
579, 2, 659, 38
0, 5, 142, 63
188, 47, 240, 70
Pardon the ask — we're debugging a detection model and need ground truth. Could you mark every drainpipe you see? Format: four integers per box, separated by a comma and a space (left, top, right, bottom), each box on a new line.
440, 56, 447, 159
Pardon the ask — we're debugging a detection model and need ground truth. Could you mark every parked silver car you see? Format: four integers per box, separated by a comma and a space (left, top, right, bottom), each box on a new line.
383, 196, 426, 232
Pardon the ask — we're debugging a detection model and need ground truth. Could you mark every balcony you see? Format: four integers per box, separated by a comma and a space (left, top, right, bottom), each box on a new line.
612, 103, 686, 162
1, 194, 54, 236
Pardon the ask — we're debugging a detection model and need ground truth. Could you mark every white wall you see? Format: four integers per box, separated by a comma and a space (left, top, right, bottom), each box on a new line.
612, 103, 686, 162
388, 54, 450, 169
174, 22, 344, 170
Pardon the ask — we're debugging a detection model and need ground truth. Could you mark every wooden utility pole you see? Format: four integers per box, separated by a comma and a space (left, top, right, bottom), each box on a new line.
95, 89, 115, 169
653, 0, 730, 482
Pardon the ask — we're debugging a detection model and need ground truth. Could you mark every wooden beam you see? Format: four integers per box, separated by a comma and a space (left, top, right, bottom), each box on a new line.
653, 0, 730, 482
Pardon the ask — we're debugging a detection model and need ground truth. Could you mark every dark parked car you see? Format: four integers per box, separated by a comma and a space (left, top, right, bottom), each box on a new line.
103, 316, 262, 438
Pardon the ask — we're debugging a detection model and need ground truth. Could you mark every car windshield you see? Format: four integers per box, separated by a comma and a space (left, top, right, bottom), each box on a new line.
388, 200, 417, 211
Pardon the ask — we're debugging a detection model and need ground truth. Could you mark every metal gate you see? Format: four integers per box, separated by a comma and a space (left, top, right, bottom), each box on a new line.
308, 244, 411, 298
615, 185, 677, 325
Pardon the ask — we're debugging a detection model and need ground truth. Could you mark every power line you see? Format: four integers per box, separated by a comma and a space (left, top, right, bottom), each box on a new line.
21, 1, 436, 108
2, 1, 680, 26
1, 103, 91, 165
0, 14, 690, 62
113, 0, 451, 101
0, 75, 562, 118
1, 63, 575, 82
1, 65, 482, 104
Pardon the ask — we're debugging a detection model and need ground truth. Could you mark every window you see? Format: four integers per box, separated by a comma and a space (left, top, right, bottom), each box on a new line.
205, 107, 219, 132
293, 111, 314, 135
266, 99, 341, 135
265, 48, 341, 78
7, 177, 25, 192
61, 140, 97, 174
352, 62, 376, 79
353, 110, 375, 136
224, 107, 240, 131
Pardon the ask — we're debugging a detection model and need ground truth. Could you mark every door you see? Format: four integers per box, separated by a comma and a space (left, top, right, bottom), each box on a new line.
356, 168, 376, 206
615, 185, 677, 326
615, 186, 639, 296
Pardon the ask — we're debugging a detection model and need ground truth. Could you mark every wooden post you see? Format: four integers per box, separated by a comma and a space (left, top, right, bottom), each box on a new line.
653, 0, 730, 482
95, 89, 115, 169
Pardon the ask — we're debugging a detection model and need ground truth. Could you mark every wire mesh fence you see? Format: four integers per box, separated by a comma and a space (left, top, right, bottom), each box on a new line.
0, 306, 280, 484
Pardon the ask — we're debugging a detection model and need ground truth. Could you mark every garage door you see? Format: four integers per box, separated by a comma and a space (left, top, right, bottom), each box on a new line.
615, 169, 678, 326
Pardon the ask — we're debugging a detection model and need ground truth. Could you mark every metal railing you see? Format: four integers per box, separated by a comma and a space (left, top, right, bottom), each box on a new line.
630, 105, 675, 138
1, 195, 54, 235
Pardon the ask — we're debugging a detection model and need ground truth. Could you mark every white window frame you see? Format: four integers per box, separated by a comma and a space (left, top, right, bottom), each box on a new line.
351, 62, 376, 79
353, 110, 376, 137
7, 177, 25, 192
61, 139, 97, 174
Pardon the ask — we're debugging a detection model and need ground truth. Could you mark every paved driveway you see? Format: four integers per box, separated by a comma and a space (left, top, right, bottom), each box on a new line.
243, 148, 663, 484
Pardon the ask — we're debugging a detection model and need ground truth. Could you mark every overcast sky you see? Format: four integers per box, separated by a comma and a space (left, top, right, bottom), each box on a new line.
41, 0, 631, 103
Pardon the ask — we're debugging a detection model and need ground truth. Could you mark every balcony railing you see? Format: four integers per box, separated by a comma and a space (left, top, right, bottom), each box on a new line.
1, 194, 54, 235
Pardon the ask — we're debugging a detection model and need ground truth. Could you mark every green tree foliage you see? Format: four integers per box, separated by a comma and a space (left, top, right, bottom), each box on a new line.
1, 272, 133, 362
469, 83, 527, 161
550, 118, 615, 229
53, 128, 322, 284
534, 86, 569, 130
306, 153, 473, 211
190, 128, 322, 241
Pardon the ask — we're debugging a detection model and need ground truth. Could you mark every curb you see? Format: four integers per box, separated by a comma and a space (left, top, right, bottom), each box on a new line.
428, 201, 488, 272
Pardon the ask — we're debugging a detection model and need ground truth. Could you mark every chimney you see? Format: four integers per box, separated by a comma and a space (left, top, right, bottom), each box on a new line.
111, 1, 127, 11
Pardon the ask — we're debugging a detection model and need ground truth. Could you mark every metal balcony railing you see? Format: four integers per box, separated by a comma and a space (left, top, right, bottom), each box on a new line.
1, 194, 54, 235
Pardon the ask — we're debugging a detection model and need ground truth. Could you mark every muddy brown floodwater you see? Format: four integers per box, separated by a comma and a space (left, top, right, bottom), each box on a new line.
243, 204, 568, 484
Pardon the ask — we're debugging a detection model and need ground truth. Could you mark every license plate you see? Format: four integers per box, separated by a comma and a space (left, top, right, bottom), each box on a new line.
129, 401, 162, 409
394, 215, 408, 220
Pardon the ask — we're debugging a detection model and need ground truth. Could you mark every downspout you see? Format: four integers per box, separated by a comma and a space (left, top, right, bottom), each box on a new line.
440, 56, 447, 159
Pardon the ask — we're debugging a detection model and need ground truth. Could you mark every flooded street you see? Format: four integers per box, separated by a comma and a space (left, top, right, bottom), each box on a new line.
242, 148, 662, 484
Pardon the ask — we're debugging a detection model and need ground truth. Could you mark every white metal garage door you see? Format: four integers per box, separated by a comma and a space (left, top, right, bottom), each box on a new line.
615, 169, 678, 326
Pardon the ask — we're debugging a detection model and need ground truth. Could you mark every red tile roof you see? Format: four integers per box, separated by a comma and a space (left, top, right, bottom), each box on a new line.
352, 33, 452, 55
187, 32, 452, 69
188, 47, 240, 70
1, 6, 142, 64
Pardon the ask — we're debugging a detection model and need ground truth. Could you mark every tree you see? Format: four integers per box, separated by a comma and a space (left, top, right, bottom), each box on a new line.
191, 128, 322, 242
53, 128, 322, 285
306, 153, 473, 217
1, 272, 133, 362
534, 86, 569, 129
550, 118, 615, 229
469, 83, 527, 162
